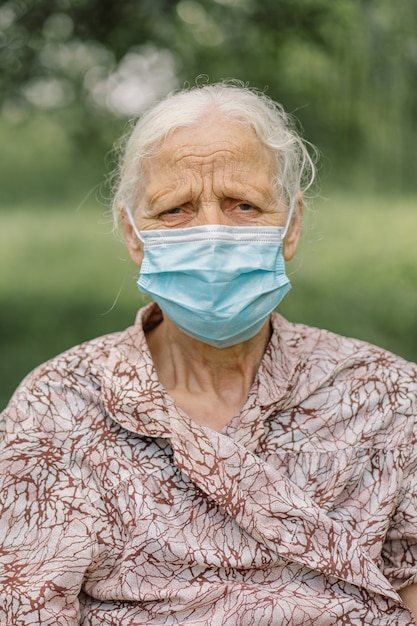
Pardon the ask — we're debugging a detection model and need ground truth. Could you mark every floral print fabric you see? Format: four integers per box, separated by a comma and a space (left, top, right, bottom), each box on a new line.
1, 303, 417, 625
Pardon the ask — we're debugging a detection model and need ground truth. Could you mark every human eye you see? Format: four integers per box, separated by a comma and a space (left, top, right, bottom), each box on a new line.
160, 207, 183, 223
237, 202, 257, 212
223, 199, 262, 224
233, 201, 262, 216
164, 207, 183, 215
158, 204, 195, 227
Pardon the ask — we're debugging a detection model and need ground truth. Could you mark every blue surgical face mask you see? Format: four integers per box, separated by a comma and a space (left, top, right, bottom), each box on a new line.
128, 216, 292, 348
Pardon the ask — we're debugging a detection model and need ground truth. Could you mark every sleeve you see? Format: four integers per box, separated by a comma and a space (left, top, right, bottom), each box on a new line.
382, 412, 417, 590
0, 418, 96, 625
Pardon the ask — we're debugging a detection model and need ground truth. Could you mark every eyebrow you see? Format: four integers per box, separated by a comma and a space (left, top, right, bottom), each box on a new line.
143, 163, 277, 212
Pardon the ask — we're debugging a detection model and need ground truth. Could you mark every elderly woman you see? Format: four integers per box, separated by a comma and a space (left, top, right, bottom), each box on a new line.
1, 82, 417, 625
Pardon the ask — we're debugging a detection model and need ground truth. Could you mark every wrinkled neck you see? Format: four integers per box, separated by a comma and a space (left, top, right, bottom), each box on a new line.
146, 313, 271, 398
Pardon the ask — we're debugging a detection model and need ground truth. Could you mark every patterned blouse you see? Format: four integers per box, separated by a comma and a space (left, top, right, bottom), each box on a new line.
1, 303, 417, 625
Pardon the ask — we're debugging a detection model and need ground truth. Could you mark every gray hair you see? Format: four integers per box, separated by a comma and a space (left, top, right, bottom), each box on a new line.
111, 81, 317, 225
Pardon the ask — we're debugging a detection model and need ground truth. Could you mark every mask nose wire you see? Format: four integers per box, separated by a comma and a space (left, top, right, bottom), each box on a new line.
125, 207, 144, 243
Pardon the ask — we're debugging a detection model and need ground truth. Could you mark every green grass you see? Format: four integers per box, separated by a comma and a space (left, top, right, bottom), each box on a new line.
0, 203, 149, 409
1, 204, 135, 298
1, 193, 417, 410
281, 193, 417, 358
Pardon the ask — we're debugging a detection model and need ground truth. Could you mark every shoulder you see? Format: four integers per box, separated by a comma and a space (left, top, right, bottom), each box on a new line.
272, 312, 417, 380
271, 313, 417, 426
1, 326, 133, 437
269, 314, 417, 450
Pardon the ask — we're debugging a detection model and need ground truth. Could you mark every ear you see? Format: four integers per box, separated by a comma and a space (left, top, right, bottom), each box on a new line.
283, 193, 303, 261
120, 206, 144, 267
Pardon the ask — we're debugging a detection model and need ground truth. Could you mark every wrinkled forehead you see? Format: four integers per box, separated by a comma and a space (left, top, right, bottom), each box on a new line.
141, 117, 276, 181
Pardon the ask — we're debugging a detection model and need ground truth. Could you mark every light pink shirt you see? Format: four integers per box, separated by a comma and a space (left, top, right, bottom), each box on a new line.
1, 304, 417, 625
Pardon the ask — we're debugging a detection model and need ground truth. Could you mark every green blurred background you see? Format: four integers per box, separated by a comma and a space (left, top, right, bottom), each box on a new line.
1, 0, 417, 409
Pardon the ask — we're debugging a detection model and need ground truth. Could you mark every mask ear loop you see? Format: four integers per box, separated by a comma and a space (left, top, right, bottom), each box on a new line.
282, 198, 296, 241
124, 207, 144, 243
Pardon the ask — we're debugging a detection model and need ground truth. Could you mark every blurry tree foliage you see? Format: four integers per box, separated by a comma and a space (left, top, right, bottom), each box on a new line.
1, 0, 417, 409
0, 0, 417, 189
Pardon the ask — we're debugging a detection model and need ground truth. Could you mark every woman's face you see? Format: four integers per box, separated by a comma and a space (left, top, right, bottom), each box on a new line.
122, 116, 302, 264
